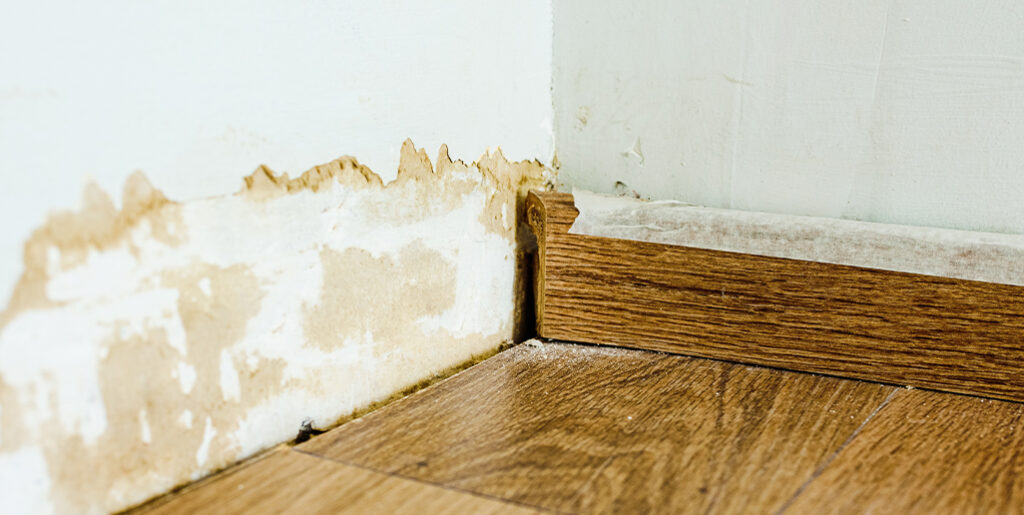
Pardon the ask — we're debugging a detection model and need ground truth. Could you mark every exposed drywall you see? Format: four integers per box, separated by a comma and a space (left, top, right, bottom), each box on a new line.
553, 0, 1024, 234
571, 189, 1024, 286
0, 141, 548, 514
0, 0, 553, 306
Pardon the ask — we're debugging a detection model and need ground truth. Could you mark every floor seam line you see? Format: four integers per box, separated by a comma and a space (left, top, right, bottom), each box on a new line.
290, 448, 565, 514
773, 387, 900, 515
565, 454, 616, 511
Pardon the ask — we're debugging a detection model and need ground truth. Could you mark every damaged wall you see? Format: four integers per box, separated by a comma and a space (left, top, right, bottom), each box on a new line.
0, 0, 553, 306
553, 0, 1024, 234
1, 3, 554, 511
0, 142, 547, 513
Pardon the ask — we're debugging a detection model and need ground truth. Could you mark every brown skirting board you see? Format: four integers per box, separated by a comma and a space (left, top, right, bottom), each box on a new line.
526, 190, 1024, 402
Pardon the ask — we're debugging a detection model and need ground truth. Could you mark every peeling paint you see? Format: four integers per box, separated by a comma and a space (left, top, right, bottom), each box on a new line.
0, 140, 548, 514
570, 188, 1024, 286
621, 137, 645, 166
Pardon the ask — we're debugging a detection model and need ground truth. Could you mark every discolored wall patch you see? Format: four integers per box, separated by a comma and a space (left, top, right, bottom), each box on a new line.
304, 242, 457, 354
0, 140, 549, 514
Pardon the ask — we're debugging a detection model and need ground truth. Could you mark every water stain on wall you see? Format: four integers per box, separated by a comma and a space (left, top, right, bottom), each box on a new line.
39, 263, 289, 513
304, 242, 457, 353
0, 140, 550, 514
0, 174, 184, 332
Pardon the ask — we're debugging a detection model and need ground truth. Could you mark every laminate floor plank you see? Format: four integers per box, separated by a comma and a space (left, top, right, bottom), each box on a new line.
299, 341, 896, 514
784, 389, 1024, 514
136, 449, 537, 514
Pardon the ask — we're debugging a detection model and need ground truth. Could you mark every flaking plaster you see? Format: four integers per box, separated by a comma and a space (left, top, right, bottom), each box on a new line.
0, 140, 548, 514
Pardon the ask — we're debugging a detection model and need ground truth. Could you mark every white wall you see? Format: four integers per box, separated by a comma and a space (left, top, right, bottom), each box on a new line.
0, 0, 553, 307
553, 0, 1024, 234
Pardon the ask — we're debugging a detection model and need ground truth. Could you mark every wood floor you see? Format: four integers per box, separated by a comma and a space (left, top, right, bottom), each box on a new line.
137, 341, 1024, 514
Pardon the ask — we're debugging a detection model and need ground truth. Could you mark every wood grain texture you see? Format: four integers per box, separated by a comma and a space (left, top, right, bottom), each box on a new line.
785, 389, 1024, 514
136, 449, 536, 515
527, 190, 1024, 402
300, 341, 896, 514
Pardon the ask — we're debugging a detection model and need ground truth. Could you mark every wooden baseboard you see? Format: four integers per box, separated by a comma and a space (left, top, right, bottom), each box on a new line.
527, 191, 1024, 402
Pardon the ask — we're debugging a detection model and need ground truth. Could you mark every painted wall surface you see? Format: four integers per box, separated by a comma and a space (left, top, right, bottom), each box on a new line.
0, 0, 553, 307
553, 0, 1024, 234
